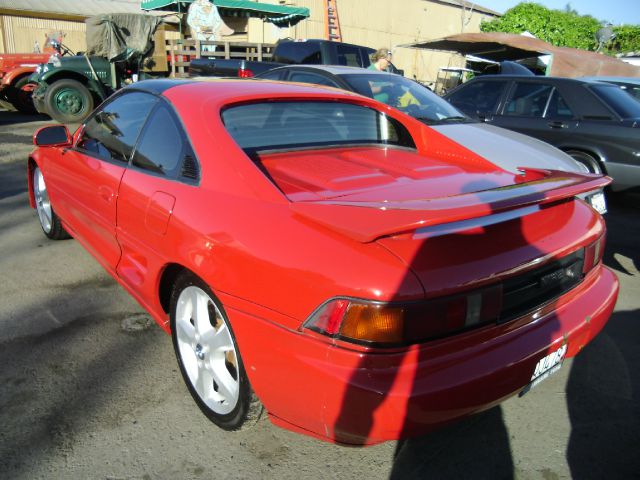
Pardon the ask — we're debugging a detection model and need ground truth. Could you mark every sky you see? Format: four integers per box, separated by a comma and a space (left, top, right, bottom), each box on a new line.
475, 0, 640, 25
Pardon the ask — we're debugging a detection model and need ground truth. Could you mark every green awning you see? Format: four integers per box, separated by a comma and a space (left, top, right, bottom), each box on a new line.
140, 0, 310, 27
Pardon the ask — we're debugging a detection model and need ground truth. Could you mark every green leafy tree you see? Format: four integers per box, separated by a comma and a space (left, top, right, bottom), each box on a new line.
480, 2, 640, 53
610, 25, 640, 54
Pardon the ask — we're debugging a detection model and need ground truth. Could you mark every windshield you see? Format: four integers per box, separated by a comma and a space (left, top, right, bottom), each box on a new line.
590, 84, 640, 119
339, 73, 470, 124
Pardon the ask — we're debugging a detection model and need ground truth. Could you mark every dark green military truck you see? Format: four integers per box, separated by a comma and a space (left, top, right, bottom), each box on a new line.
31, 13, 162, 124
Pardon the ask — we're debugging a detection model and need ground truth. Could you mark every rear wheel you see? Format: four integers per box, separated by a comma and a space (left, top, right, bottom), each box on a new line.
7, 76, 37, 114
170, 272, 263, 430
33, 166, 70, 240
565, 150, 602, 174
44, 79, 94, 124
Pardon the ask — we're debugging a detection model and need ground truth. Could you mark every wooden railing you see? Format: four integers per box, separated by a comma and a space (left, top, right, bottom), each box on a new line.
165, 39, 276, 78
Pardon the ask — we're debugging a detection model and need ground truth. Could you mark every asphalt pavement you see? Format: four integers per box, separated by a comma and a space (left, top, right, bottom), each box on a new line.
0, 109, 638, 479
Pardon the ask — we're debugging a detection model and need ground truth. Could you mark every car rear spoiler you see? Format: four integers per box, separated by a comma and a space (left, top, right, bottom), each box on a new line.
290, 169, 611, 243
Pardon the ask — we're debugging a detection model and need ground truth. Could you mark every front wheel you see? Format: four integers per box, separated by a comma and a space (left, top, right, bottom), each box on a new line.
7, 76, 37, 114
44, 79, 94, 124
170, 272, 263, 430
33, 166, 70, 240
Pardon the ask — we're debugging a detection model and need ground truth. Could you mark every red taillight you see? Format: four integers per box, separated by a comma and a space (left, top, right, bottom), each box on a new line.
238, 68, 254, 78
305, 285, 503, 346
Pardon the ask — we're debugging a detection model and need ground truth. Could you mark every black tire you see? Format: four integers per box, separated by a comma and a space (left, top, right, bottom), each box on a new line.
32, 166, 70, 240
7, 76, 37, 114
44, 79, 94, 124
170, 272, 263, 431
565, 150, 602, 174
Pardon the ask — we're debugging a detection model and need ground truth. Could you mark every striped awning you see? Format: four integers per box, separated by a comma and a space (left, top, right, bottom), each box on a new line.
140, 0, 310, 26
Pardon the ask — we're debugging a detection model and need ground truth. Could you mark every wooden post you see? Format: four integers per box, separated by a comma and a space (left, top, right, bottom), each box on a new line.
170, 41, 176, 78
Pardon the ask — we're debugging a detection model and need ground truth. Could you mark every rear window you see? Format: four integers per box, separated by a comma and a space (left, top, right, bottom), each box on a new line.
590, 84, 640, 119
273, 41, 321, 64
335, 44, 372, 67
221, 101, 416, 151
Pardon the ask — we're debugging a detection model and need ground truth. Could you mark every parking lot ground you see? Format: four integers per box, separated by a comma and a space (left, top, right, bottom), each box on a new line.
1, 110, 638, 479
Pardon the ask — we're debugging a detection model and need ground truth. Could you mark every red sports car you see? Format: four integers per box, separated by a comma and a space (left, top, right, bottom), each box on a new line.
28, 79, 618, 446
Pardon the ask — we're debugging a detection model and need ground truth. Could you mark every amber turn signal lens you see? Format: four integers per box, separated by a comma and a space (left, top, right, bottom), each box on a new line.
340, 304, 404, 344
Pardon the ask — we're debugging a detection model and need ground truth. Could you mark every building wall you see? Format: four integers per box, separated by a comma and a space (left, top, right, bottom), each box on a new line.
247, 0, 496, 84
0, 15, 86, 54
0, 0, 498, 83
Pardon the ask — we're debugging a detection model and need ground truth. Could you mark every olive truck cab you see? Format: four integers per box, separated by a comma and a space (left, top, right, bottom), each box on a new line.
30, 13, 162, 124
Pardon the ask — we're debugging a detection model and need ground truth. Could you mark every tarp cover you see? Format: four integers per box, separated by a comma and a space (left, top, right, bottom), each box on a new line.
401, 33, 640, 78
86, 13, 162, 62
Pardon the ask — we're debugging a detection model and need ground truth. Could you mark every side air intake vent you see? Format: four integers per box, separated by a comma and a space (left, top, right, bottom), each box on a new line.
181, 154, 199, 180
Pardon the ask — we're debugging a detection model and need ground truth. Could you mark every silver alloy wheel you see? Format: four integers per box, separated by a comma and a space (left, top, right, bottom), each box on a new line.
33, 167, 52, 233
175, 286, 240, 415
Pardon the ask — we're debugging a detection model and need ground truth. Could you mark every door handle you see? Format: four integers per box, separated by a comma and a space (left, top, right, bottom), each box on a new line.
548, 121, 568, 129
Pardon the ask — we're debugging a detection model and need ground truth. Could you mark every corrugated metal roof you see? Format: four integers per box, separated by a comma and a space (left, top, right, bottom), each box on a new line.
0, 0, 164, 18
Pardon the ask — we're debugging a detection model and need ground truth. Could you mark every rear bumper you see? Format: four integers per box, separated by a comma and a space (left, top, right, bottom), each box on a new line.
229, 264, 618, 445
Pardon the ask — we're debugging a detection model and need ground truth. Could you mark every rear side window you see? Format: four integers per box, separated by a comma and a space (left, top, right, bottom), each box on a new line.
590, 84, 640, 119
222, 101, 415, 151
545, 89, 574, 119
447, 81, 507, 117
76, 92, 157, 163
504, 82, 553, 117
132, 102, 198, 181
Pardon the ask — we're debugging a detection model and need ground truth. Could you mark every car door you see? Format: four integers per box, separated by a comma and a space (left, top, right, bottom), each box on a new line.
116, 99, 200, 301
46, 91, 158, 270
445, 79, 508, 120
490, 80, 580, 145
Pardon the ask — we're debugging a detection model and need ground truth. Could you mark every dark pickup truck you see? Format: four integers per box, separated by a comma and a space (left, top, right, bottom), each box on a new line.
189, 39, 379, 78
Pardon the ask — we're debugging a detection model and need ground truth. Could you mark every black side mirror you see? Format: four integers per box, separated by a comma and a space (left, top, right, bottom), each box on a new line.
33, 125, 72, 147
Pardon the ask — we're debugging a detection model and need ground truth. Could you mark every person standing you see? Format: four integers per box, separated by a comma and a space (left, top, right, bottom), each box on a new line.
368, 48, 392, 72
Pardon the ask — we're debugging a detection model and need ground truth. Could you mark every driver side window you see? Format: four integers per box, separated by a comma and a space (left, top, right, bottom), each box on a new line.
76, 92, 158, 164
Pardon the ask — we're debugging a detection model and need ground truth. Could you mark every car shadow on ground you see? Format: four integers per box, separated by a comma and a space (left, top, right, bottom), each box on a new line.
603, 191, 640, 275
0, 302, 166, 477
390, 406, 514, 479
0, 108, 49, 126
0, 161, 27, 200
566, 308, 640, 478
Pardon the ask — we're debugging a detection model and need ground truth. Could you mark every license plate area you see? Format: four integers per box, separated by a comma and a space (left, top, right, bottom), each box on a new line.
519, 343, 567, 397
587, 191, 607, 214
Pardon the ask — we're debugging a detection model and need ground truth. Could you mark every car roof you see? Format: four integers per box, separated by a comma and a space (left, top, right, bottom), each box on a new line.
581, 76, 640, 85
465, 75, 626, 87
125, 77, 360, 97
261, 64, 395, 77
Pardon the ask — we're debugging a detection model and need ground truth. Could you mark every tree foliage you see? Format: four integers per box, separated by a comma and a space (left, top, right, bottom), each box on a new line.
611, 25, 640, 53
480, 2, 640, 53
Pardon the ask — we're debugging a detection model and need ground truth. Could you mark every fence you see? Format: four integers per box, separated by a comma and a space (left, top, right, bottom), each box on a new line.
165, 39, 275, 77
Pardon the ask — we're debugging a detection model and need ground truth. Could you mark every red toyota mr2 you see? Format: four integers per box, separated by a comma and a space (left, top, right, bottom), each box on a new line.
28, 79, 618, 445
